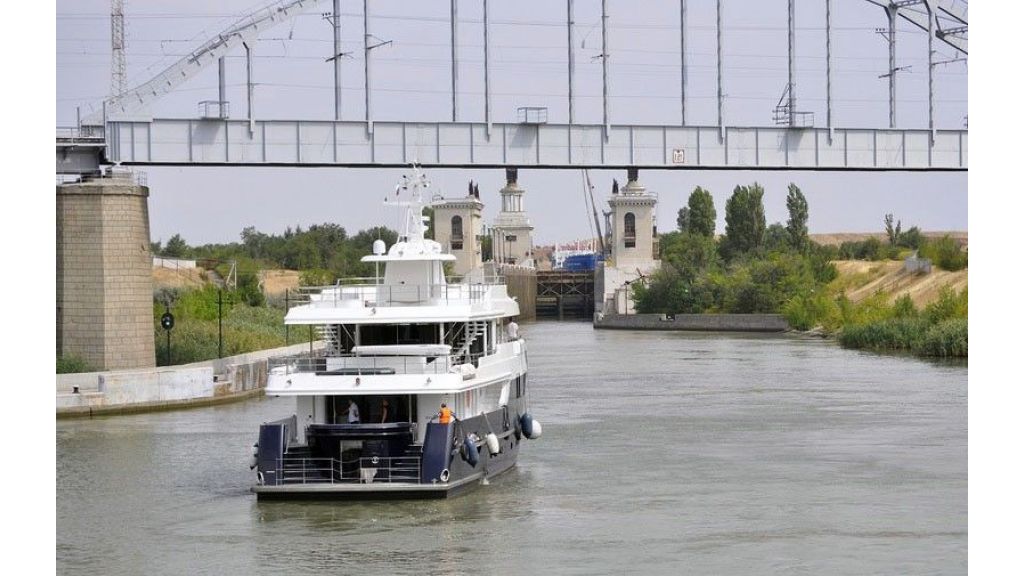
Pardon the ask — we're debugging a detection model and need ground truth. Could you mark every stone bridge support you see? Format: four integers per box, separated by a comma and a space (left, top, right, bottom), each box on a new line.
57, 172, 155, 370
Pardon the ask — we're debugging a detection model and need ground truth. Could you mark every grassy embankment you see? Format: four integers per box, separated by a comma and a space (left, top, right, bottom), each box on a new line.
153, 285, 301, 366
783, 261, 967, 358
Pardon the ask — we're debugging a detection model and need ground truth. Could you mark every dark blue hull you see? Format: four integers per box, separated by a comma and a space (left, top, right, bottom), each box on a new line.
253, 405, 528, 501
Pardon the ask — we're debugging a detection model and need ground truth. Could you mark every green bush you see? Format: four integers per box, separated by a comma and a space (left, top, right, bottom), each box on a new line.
782, 291, 840, 331
836, 292, 893, 327
301, 268, 335, 286
892, 294, 918, 319
57, 355, 93, 374
917, 318, 968, 357
838, 318, 929, 352
923, 287, 968, 324
839, 237, 885, 261
175, 285, 221, 321
153, 289, 287, 366
920, 235, 967, 271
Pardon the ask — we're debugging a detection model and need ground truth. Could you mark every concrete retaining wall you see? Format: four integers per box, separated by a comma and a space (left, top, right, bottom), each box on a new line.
594, 313, 789, 332
57, 341, 323, 417
153, 257, 197, 269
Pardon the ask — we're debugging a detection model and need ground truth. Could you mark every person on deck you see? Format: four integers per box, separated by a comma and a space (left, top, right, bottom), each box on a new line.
438, 403, 456, 425
380, 399, 390, 423
347, 399, 361, 424
507, 321, 519, 341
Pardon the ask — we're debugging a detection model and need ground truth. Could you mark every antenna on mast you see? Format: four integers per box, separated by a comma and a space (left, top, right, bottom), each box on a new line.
387, 165, 431, 243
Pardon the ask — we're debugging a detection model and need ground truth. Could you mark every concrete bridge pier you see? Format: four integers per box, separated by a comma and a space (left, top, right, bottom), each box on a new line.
57, 170, 155, 370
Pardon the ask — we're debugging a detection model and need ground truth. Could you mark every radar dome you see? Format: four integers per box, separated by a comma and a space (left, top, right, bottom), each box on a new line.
372, 239, 387, 255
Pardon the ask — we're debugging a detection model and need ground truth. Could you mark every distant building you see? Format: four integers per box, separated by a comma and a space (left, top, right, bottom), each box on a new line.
431, 183, 484, 276
491, 168, 535, 267
597, 168, 661, 316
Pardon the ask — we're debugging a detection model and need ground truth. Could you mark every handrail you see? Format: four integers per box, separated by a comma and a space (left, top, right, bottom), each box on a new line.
268, 454, 423, 485
268, 351, 487, 375
287, 282, 505, 309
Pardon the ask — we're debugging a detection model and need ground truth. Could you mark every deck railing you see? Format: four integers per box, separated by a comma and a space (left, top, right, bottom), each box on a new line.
286, 275, 506, 310
268, 350, 487, 375
266, 455, 422, 485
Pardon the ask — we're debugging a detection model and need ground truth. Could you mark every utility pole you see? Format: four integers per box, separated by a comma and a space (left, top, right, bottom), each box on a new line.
333, 0, 342, 120
218, 56, 227, 117
716, 0, 724, 140
567, 0, 575, 125
601, 0, 609, 139
886, 4, 897, 128
218, 289, 224, 358
364, 0, 372, 134
110, 0, 126, 98
680, 0, 687, 126
483, 0, 491, 137
826, 0, 833, 141
787, 0, 796, 127
244, 41, 254, 136
451, 0, 458, 122
362, 0, 392, 136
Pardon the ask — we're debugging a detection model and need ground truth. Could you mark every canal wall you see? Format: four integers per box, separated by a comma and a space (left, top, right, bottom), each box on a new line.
593, 313, 789, 332
57, 341, 324, 418
501, 264, 537, 322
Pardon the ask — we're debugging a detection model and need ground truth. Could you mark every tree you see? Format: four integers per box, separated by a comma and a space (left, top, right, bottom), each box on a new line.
687, 186, 716, 237
884, 213, 902, 247
660, 231, 720, 278
765, 223, 789, 253
163, 234, 189, 258
785, 183, 809, 252
480, 234, 493, 262
721, 183, 766, 259
898, 226, 924, 250
676, 206, 691, 233
423, 206, 436, 239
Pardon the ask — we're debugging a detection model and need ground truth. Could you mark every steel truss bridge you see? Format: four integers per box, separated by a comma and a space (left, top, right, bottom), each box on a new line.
57, 0, 968, 175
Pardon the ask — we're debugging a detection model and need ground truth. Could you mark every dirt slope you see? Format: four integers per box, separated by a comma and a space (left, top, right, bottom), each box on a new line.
259, 270, 301, 296
832, 260, 967, 308
152, 266, 301, 296
811, 231, 967, 247
152, 266, 207, 290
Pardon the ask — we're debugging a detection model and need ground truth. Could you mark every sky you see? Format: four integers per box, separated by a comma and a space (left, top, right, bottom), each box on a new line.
56, 0, 968, 246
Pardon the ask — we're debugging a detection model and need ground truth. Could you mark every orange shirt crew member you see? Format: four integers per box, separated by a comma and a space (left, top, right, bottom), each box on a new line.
439, 403, 454, 425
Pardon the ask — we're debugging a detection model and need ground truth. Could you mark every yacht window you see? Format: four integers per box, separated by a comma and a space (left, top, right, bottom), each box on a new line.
359, 323, 441, 346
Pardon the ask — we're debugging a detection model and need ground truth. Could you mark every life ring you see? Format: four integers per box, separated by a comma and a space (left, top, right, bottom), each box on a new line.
440, 468, 450, 482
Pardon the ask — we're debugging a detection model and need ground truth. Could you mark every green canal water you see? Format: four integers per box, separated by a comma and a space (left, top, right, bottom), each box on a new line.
57, 322, 967, 575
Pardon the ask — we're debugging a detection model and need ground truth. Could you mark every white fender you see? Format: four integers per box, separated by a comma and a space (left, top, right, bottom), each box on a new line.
485, 432, 500, 455
530, 419, 542, 439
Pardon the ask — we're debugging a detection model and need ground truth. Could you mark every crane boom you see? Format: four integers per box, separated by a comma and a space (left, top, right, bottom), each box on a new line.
83, 0, 322, 125
583, 169, 606, 256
